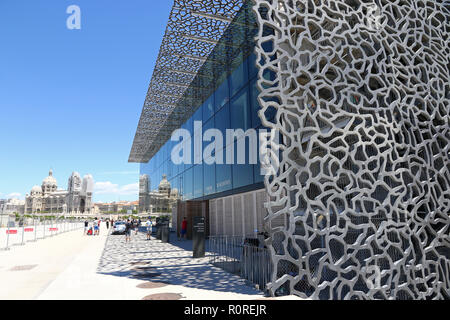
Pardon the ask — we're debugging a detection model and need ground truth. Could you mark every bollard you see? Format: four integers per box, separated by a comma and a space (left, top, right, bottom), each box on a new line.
161, 222, 170, 243
5, 215, 11, 251
20, 216, 25, 246
156, 223, 162, 240
33, 216, 37, 242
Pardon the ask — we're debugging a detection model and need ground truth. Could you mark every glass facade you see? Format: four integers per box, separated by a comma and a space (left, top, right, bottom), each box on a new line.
140, 52, 267, 200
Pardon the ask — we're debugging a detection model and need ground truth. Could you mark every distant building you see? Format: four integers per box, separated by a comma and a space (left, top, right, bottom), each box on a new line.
139, 174, 179, 214
0, 198, 25, 215
95, 200, 139, 214
24, 169, 94, 214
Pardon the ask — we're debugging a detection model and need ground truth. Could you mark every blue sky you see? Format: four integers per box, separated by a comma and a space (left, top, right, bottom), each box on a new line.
0, 0, 173, 202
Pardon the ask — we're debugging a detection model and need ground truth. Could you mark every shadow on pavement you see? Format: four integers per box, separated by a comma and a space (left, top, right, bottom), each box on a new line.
96, 231, 261, 296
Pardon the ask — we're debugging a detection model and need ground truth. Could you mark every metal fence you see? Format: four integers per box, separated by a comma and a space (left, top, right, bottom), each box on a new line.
208, 235, 273, 292
0, 215, 84, 251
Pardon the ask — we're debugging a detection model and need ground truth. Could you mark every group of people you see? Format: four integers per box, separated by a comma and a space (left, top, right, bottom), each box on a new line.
124, 218, 155, 242
82, 216, 189, 242
84, 218, 109, 236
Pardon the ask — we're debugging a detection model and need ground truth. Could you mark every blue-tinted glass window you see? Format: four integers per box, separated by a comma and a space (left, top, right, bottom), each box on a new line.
202, 117, 215, 160
230, 88, 251, 131
231, 135, 255, 189
167, 158, 174, 180
250, 79, 262, 128
215, 102, 230, 136
155, 151, 161, 170
202, 94, 215, 122
183, 167, 193, 200
162, 159, 168, 178
156, 168, 161, 189
233, 164, 254, 189
193, 165, 203, 199
171, 175, 179, 190
216, 162, 232, 193
193, 107, 202, 123
230, 57, 248, 98
192, 107, 203, 165
203, 161, 216, 196
254, 161, 264, 183
161, 143, 167, 162
214, 103, 230, 164
248, 53, 258, 79
215, 77, 229, 111
150, 172, 155, 191
179, 175, 185, 199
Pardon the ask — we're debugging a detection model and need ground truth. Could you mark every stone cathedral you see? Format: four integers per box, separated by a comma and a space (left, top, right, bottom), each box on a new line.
25, 170, 94, 214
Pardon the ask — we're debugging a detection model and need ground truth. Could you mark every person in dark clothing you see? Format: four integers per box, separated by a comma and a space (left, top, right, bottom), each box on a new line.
125, 219, 132, 243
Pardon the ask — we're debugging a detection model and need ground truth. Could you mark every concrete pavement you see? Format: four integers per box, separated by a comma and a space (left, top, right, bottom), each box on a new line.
0, 224, 101, 299
0, 223, 301, 300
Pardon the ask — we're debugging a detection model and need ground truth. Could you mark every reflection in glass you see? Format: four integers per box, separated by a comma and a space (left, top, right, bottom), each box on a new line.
216, 162, 232, 193
230, 52, 249, 98
203, 94, 215, 122
215, 77, 229, 111
193, 165, 203, 199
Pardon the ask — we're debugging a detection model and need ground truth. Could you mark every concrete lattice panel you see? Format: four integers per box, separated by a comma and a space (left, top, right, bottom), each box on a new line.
253, 0, 450, 299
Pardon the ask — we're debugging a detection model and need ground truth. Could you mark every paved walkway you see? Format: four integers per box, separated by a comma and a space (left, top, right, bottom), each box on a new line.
0, 224, 276, 300
94, 231, 265, 300
0, 225, 103, 299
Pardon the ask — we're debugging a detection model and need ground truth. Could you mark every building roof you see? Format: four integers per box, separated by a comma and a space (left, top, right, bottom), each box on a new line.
42, 169, 57, 187
128, 0, 256, 163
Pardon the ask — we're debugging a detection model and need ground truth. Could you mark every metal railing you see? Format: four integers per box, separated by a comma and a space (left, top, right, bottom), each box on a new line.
0, 215, 84, 251
208, 235, 273, 291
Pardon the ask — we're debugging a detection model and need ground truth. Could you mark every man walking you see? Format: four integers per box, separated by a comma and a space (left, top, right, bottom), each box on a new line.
84, 220, 88, 235
179, 217, 187, 241
145, 218, 152, 240
125, 219, 132, 243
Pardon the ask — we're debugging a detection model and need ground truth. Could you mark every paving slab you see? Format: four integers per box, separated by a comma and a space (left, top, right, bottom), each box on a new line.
1, 224, 302, 300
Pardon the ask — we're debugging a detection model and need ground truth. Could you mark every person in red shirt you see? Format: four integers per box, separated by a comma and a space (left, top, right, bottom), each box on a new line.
179, 217, 187, 241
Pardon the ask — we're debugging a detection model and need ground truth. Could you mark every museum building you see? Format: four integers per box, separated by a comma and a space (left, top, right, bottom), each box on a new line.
129, 0, 449, 299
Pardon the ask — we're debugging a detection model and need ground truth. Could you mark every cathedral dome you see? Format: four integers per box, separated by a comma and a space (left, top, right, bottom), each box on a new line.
158, 174, 171, 192
31, 185, 42, 194
42, 170, 57, 191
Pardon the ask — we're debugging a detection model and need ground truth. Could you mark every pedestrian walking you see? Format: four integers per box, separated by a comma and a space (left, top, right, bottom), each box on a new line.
106, 220, 109, 229
125, 219, 132, 243
134, 219, 139, 235
93, 218, 99, 236
145, 218, 152, 240
179, 217, 187, 241
84, 220, 89, 235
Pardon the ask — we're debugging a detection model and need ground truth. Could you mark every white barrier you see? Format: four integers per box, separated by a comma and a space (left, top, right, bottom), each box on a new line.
0, 220, 84, 250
